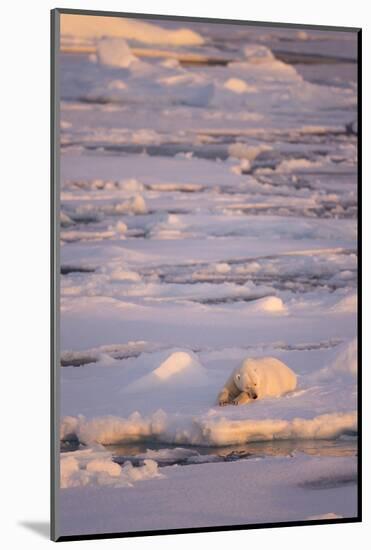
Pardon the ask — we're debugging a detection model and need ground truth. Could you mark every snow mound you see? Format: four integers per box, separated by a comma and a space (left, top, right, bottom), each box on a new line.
223, 78, 257, 94
239, 44, 300, 80
129, 194, 147, 214
124, 350, 208, 393
118, 178, 144, 193
61, 449, 162, 488
110, 268, 140, 282
61, 14, 204, 45
314, 339, 357, 380
243, 45, 275, 63
97, 38, 137, 68
153, 351, 201, 379
115, 221, 128, 235
331, 293, 357, 313
249, 296, 287, 314
330, 339, 357, 376
214, 263, 231, 274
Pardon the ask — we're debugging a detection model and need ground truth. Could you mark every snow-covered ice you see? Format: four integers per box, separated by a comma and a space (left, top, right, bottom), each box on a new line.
57, 14, 358, 537
60, 454, 357, 536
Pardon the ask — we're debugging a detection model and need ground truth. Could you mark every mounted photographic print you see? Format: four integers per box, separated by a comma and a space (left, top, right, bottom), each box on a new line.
51, 8, 361, 541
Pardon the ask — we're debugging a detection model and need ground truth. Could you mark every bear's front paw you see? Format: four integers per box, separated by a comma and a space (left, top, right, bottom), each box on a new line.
218, 399, 229, 407
233, 393, 251, 405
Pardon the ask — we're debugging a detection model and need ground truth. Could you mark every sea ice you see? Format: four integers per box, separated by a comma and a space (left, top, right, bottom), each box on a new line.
61, 14, 204, 45
57, 18, 358, 535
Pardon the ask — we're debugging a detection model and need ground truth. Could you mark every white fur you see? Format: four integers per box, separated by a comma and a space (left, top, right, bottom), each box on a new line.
218, 356, 297, 406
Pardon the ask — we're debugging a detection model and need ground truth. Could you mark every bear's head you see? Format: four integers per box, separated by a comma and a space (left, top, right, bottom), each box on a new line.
234, 359, 258, 399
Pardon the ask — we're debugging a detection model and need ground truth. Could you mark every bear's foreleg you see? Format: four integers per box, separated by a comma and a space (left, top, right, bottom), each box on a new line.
217, 377, 241, 406
218, 387, 231, 406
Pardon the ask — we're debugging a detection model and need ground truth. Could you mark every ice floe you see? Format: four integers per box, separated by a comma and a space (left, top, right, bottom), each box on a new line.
61, 447, 162, 488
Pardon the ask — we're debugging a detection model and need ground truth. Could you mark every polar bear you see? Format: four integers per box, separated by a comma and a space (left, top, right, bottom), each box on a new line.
217, 357, 297, 406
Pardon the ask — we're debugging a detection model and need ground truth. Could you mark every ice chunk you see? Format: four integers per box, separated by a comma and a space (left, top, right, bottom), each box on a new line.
110, 268, 141, 282
115, 221, 128, 235
97, 38, 137, 68
118, 179, 144, 193
249, 296, 287, 314
214, 263, 231, 274
121, 459, 160, 483
60, 449, 162, 488
130, 194, 147, 214
223, 78, 257, 94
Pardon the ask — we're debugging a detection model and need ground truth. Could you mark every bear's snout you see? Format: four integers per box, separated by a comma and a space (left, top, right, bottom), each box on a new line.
247, 388, 258, 400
